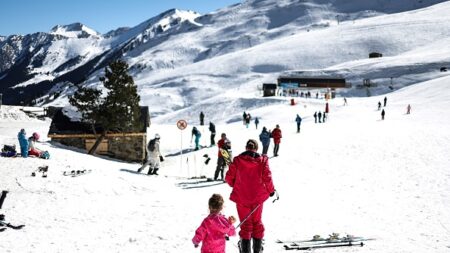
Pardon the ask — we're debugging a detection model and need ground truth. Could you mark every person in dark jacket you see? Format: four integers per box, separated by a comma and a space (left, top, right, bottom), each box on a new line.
384, 97, 387, 107
209, 122, 216, 146
225, 139, 276, 253
200, 112, 205, 126
322, 112, 326, 123
318, 111, 322, 123
381, 109, 385, 120
378, 101, 382, 110
254, 117, 259, 130
295, 114, 302, 133
259, 127, 271, 155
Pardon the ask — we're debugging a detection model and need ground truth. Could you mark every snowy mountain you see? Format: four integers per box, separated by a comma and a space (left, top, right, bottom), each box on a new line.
50, 23, 101, 39
0, 0, 449, 121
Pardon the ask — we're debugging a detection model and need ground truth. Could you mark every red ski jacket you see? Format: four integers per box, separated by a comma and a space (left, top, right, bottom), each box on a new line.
225, 151, 275, 206
271, 128, 282, 144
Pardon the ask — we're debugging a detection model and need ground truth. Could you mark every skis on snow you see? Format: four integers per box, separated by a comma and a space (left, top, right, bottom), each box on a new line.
279, 233, 374, 251
0, 191, 25, 232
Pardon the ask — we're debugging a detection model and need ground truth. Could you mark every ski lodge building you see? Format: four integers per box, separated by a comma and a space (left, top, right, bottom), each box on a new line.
47, 107, 150, 162
262, 76, 348, 98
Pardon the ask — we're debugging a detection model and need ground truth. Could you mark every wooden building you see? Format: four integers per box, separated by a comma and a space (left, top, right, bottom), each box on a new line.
262, 83, 277, 97
277, 76, 347, 98
369, 52, 383, 58
277, 76, 346, 89
48, 107, 150, 162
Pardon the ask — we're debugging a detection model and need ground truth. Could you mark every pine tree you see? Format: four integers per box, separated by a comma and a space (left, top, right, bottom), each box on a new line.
69, 60, 142, 155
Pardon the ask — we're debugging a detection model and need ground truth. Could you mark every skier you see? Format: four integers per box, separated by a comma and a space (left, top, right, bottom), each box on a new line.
406, 104, 411, 114
318, 111, 322, 123
28, 132, 43, 157
254, 117, 259, 130
138, 133, 164, 175
378, 101, 382, 110
343, 97, 348, 106
215, 133, 231, 181
192, 127, 202, 151
192, 194, 236, 253
225, 139, 276, 253
245, 114, 251, 129
200, 111, 205, 126
384, 96, 387, 107
295, 114, 302, 133
242, 111, 247, 125
323, 112, 327, 123
17, 129, 28, 158
209, 122, 216, 146
325, 102, 329, 114
381, 109, 385, 120
259, 127, 271, 155
271, 124, 282, 157
313, 112, 317, 124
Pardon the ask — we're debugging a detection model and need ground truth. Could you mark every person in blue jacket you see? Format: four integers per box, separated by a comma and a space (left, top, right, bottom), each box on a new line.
17, 129, 28, 158
259, 127, 271, 155
295, 114, 302, 133
192, 126, 202, 151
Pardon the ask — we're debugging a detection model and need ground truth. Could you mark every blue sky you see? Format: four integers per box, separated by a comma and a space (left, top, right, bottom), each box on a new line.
0, 0, 241, 36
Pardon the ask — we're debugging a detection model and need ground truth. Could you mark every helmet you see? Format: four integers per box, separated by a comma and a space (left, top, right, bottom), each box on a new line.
32, 132, 40, 140
155, 133, 160, 139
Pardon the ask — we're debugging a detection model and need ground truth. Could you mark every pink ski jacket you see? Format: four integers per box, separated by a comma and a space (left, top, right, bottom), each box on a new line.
226, 151, 275, 205
192, 213, 236, 253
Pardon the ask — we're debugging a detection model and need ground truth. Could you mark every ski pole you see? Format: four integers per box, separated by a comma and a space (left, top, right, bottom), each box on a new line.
0, 190, 8, 209
226, 204, 261, 240
272, 190, 280, 203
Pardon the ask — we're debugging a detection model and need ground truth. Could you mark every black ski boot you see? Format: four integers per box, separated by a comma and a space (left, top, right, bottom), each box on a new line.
238, 239, 251, 253
147, 168, 153, 175
152, 168, 159, 175
253, 238, 263, 253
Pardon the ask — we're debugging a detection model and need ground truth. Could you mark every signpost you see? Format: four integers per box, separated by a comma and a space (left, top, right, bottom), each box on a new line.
177, 120, 188, 175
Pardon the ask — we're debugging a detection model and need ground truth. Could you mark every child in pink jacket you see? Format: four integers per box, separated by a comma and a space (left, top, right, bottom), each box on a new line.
193, 194, 236, 253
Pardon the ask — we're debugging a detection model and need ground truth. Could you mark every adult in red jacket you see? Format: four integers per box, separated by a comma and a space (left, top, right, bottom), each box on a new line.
225, 139, 275, 253
271, 124, 282, 157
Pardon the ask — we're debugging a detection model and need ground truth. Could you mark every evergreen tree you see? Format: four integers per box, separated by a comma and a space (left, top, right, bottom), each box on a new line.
69, 60, 142, 155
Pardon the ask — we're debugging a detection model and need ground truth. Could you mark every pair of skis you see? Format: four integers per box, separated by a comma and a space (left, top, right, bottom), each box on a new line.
0, 191, 25, 232
63, 169, 92, 177
0, 220, 25, 232
278, 235, 374, 251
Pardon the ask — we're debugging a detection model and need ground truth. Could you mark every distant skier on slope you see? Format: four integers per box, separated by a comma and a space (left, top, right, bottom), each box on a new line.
271, 125, 282, 157
295, 114, 302, 133
259, 127, 271, 155
138, 133, 164, 175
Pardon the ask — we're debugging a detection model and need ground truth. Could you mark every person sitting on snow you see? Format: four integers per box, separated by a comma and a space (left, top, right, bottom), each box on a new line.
28, 132, 43, 157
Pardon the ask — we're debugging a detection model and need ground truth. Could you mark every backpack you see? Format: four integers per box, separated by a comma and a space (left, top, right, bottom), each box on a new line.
148, 139, 156, 152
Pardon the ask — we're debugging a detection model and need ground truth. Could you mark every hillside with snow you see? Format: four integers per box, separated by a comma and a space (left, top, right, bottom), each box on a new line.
1, 71, 450, 253
1, 0, 449, 117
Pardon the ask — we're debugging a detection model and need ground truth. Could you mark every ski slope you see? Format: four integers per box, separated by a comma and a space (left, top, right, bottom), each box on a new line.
1, 74, 450, 252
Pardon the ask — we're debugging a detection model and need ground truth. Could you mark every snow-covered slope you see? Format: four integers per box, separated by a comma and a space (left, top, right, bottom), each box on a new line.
2, 0, 449, 114
1, 73, 449, 252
